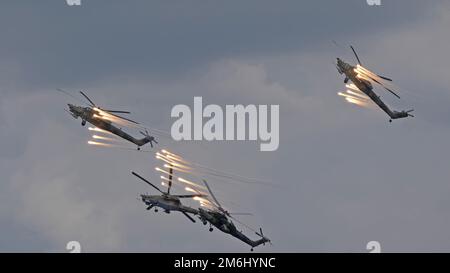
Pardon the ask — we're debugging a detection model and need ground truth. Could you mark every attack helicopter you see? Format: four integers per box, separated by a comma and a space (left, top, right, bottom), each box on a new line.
335, 45, 414, 122
62, 89, 157, 149
131, 166, 206, 223
198, 180, 270, 251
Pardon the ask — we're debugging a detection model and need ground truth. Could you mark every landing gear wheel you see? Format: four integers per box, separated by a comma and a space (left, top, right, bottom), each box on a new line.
209, 227, 213, 232
81, 120, 86, 126
155, 209, 158, 213
251, 248, 254, 252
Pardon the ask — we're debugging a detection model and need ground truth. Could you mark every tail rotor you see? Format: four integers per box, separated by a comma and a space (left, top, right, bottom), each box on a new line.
140, 129, 158, 148
406, 109, 415, 117
256, 227, 272, 246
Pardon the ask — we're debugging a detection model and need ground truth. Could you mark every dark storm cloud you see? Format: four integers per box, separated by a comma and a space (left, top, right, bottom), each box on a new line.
1, 1, 450, 252
0, 0, 432, 88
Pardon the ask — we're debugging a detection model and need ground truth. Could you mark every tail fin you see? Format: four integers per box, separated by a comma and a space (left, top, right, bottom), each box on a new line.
391, 109, 414, 120
252, 228, 271, 247
136, 130, 158, 147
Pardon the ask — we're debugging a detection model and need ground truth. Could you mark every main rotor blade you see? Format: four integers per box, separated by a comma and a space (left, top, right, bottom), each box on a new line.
175, 194, 207, 198
350, 45, 362, 64
181, 211, 196, 223
168, 165, 174, 195
229, 215, 258, 234
102, 110, 131, 114
229, 212, 253, 216
381, 84, 401, 99
256, 227, 264, 237
131, 171, 165, 194
106, 111, 139, 124
377, 75, 393, 82
368, 75, 401, 99
79, 91, 96, 107
332, 40, 342, 49
57, 88, 87, 105
202, 180, 223, 209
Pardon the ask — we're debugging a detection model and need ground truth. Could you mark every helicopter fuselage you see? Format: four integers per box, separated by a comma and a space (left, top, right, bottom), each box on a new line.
198, 208, 269, 248
336, 58, 409, 120
67, 104, 152, 147
141, 194, 198, 214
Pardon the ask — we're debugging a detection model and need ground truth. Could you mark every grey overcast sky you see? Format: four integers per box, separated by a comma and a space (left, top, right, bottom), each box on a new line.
1, 0, 450, 252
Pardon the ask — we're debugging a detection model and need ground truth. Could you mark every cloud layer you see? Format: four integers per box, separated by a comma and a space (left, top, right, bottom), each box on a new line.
1, 1, 450, 252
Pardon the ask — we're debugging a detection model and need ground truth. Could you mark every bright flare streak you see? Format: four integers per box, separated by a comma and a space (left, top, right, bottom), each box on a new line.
164, 164, 192, 174
196, 198, 213, 208
346, 84, 359, 91
161, 182, 167, 187
157, 152, 190, 166
339, 92, 369, 107
155, 167, 172, 176
169, 161, 191, 170
345, 97, 368, 107
199, 202, 214, 209
94, 108, 112, 118
161, 149, 184, 160
201, 198, 212, 205
200, 201, 214, 208
185, 187, 206, 195
103, 115, 115, 122
338, 92, 362, 101
160, 176, 171, 182
87, 141, 114, 147
94, 108, 138, 128
166, 154, 190, 165
87, 140, 133, 150
102, 114, 126, 124
156, 155, 176, 165
356, 65, 379, 78
88, 127, 115, 136
178, 177, 206, 190
338, 92, 367, 104
158, 168, 191, 182
156, 153, 174, 162
193, 197, 211, 204
154, 168, 205, 189
356, 73, 372, 82
356, 66, 385, 83
93, 114, 112, 121
109, 116, 131, 126
92, 135, 119, 142
346, 90, 368, 100
156, 154, 192, 170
